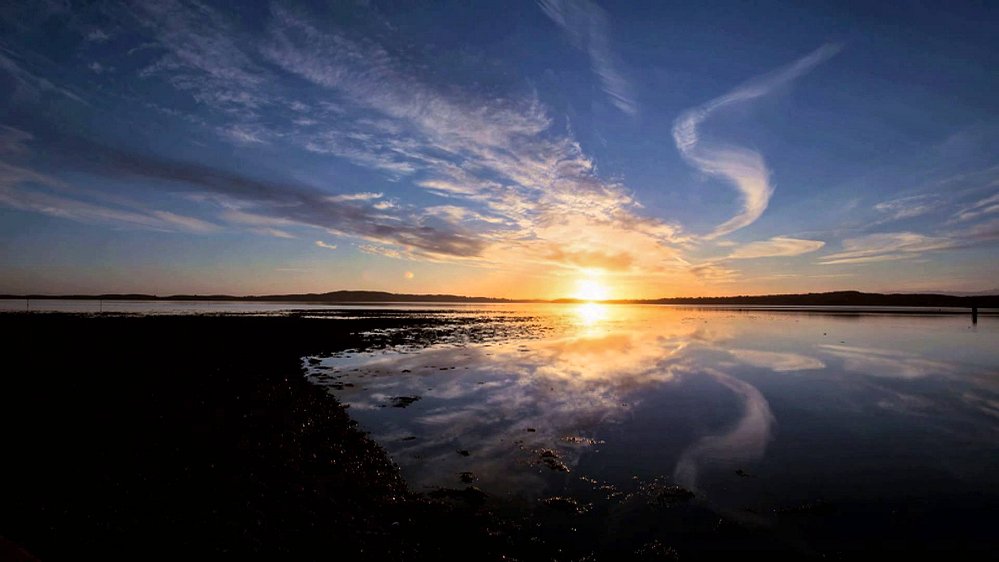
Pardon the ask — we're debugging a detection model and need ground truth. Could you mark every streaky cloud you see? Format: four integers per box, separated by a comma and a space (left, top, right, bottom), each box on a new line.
816, 222, 999, 265
130, 0, 265, 113
0, 125, 34, 156
263, 5, 551, 151
0, 125, 220, 234
819, 232, 952, 265
953, 193, 999, 223
3, 0, 689, 279
326, 192, 384, 202
539, 0, 637, 115
85, 29, 110, 42
0, 48, 89, 105
688, 261, 740, 283
0, 160, 220, 234
687, 235, 824, 285
874, 194, 935, 221
81, 144, 489, 258
252, 228, 295, 239
727, 236, 825, 259
673, 44, 841, 239
258, 5, 685, 272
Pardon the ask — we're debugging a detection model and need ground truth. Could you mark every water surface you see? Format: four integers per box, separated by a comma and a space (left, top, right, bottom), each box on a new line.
306, 304, 998, 551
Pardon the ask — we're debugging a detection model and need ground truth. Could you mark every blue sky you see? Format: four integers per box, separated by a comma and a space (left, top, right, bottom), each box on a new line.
0, 0, 996, 297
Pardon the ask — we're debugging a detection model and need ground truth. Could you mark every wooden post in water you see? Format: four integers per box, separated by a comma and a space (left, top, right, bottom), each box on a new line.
972, 305, 978, 324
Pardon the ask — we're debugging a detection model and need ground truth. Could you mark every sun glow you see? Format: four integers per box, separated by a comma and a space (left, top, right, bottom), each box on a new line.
574, 302, 609, 327
574, 278, 610, 302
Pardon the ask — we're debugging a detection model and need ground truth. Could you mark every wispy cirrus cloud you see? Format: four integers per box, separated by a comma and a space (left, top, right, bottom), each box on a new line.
819, 212, 999, 265
1, 126, 218, 234
85, 29, 110, 42
957, 217, 999, 243
539, 0, 636, 115
299, 125, 423, 178
0, 1, 866, 291
326, 192, 384, 202
263, 5, 551, 151
14, 0, 682, 277
0, 186, 216, 233
726, 236, 825, 259
87, 146, 490, 258
218, 124, 269, 145
0, 124, 484, 255
0, 125, 33, 156
858, 167, 999, 258
0, 161, 219, 234
255, 5, 685, 272
688, 262, 741, 284
130, 0, 265, 114
314, 240, 337, 250
673, 44, 841, 238
146, 210, 218, 233
873, 194, 935, 221
819, 232, 953, 265
952, 193, 999, 223
0, 48, 88, 105
217, 208, 296, 238
865, 165, 999, 228
687, 235, 824, 284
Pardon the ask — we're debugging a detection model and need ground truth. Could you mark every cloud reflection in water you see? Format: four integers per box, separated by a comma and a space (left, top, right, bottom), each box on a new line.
307, 305, 997, 505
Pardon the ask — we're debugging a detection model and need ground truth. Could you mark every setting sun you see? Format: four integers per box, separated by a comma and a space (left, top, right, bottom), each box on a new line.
574, 279, 610, 302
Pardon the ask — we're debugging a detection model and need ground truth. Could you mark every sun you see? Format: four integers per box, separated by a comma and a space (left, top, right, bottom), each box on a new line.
574, 278, 610, 302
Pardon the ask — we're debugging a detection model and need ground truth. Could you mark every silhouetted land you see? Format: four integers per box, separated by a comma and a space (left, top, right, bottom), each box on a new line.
2, 289, 997, 308
0, 290, 522, 303
639, 290, 999, 308
0, 313, 569, 561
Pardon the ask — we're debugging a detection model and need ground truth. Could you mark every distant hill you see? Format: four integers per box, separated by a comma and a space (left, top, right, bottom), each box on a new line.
933, 289, 999, 297
239, 291, 527, 303
634, 291, 998, 308
2, 289, 996, 307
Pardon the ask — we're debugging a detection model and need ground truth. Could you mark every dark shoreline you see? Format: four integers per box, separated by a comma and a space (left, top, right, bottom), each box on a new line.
0, 313, 549, 561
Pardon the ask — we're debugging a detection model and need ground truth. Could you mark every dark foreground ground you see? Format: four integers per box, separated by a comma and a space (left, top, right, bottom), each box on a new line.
1, 313, 548, 561
1, 313, 993, 561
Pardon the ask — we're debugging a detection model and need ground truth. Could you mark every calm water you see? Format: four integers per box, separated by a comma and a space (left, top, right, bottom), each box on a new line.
0, 299, 515, 314
305, 304, 998, 549
0, 299, 306, 314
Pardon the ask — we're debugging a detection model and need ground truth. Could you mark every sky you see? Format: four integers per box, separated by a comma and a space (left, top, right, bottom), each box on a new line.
0, 0, 997, 299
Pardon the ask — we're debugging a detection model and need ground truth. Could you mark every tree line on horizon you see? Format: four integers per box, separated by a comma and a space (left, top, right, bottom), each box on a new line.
2, 290, 996, 308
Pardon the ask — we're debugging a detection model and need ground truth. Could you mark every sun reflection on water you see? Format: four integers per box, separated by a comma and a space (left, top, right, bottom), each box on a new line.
574, 302, 609, 328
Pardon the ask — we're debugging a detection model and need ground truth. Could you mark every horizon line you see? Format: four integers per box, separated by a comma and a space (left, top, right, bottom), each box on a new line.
2, 288, 997, 303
